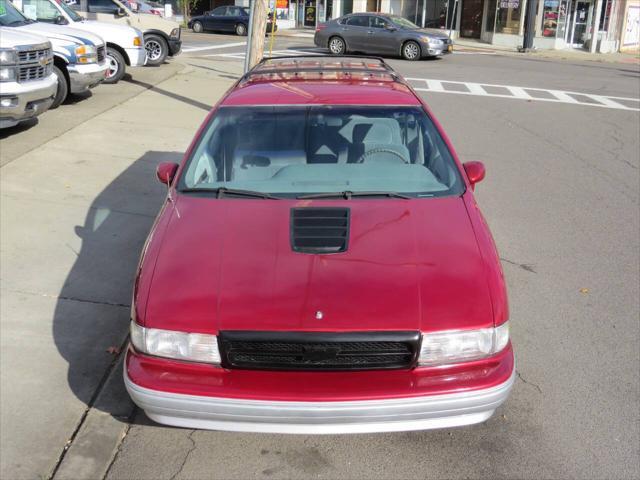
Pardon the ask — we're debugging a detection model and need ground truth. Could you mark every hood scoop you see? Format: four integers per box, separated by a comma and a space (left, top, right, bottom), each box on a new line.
291, 207, 350, 254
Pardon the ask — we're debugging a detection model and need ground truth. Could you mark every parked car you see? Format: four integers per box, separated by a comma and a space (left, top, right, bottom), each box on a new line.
124, 56, 514, 434
188, 6, 276, 36
315, 13, 453, 60
0, 28, 57, 128
2, 0, 107, 108
14, 0, 144, 83
67, 0, 181, 66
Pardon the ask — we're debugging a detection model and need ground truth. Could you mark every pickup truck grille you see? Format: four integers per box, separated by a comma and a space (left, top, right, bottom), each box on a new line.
18, 64, 52, 82
18, 47, 51, 63
97, 45, 106, 63
219, 331, 421, 371
17, 46, 53, 83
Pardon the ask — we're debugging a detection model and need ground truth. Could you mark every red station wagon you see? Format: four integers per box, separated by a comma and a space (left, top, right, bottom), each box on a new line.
124, 56, 515, 434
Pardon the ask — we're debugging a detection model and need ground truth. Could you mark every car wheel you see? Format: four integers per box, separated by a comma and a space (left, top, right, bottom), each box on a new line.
236, 23, 247, 36
50, 65, 68, 109
192, 21, 203, 33
145, 34, 168, 66
402, 40, 421, 61
328, 36, 345, 55
104, 47, 126, 84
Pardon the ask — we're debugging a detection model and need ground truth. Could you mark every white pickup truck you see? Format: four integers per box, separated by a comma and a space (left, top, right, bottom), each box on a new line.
0, 28, 57, 128
13, 0, 145, 83
2, 0, 108, 107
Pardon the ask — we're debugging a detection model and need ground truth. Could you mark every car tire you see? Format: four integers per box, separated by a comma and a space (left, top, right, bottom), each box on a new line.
402, 40, 421, 61
236, 23, 247, 36
104, 47, 126, 84
328, 36, 346, 55
145, 34, 168, 66
50, 65, 68, 109
192, 21, 203, 33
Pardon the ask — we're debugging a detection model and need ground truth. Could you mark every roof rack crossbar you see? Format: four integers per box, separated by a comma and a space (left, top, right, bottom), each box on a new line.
241, 55, 399, 83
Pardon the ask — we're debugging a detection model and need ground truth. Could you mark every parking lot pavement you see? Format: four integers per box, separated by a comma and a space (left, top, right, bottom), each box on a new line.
1, 48, 638, 480
0, 58, 242, 480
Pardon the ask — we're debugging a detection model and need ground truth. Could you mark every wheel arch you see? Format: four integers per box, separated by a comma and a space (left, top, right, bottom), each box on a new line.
52, 55, 70, 83
400, 38, 421, 57
106, 42, 130, 66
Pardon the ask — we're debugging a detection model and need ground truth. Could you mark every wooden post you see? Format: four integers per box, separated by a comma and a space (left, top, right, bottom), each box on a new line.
246, 0, 269, 71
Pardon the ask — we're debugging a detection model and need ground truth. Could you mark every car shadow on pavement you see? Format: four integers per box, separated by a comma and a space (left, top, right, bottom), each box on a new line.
53, 150, 181, 420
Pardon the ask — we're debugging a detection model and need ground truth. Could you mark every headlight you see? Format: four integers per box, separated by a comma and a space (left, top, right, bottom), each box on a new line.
0, 67, 17, 82
170, 27, 180, 39
0, 49, 18, 65
429, 38, 444, 45
130, 321, 221, 364
133, 36, 143, 47
76, 45, 97, 63
418, 321, 509, 366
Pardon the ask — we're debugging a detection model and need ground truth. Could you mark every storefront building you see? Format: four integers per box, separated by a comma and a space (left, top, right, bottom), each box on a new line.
230, 0, 638, 51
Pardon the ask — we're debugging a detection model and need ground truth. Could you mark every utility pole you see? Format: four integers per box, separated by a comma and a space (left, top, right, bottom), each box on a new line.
243, 0, 269, 72
522, 0, 538, 51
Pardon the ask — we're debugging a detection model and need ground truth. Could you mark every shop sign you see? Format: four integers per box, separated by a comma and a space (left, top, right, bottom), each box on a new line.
499, 0, 519, 8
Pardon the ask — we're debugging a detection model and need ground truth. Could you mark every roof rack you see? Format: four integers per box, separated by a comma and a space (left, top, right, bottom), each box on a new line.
241, 55, 401, 84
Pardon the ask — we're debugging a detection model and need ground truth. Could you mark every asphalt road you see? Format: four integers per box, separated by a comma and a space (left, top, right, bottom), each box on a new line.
1, 31, 638, 480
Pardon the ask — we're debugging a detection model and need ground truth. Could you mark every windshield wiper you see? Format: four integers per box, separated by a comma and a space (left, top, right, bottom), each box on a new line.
298, 191, 411, 199
181, 186, 280, 199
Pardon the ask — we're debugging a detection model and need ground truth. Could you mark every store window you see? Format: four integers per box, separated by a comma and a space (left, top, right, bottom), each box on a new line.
423, 0, 449, 28
599, 0, 612, 30
275, 0, 288, 20
541, 0, 568, 38
495, 0, 522, 34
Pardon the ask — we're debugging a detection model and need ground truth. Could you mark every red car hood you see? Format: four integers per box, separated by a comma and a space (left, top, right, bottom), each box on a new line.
144, 196, 494, 333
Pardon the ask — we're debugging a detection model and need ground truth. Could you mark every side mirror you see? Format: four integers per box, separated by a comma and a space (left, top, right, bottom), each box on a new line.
156, 162, 179, 185
463, 161, 486, 189
385, 24, 397, 31
115, 7, 127, 17
54, 15, 68, 24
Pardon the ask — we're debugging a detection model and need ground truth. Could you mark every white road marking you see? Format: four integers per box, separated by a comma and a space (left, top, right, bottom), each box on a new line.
182, 42, 246, 53
406, 77, 640, 111
206, 49, 322, 59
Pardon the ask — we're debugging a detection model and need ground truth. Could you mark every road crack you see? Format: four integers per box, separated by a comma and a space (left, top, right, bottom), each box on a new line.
516, 370, 542, 393
500, 257, 537, 273
169, 430, 198, 480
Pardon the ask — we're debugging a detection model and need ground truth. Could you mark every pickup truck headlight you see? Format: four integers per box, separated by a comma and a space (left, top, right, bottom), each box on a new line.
0, 67, 17, 82
76, 45, 97, 64
418, 321, 509, 366
0, 49, 18, 65
130, 321, 221, 364
170, 27, 180, 39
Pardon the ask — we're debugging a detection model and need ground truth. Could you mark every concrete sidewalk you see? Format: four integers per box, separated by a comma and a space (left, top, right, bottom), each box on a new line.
0, 58, 241, 480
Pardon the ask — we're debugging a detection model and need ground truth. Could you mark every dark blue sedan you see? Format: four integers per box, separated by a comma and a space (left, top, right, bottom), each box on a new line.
188, 6, 276, 36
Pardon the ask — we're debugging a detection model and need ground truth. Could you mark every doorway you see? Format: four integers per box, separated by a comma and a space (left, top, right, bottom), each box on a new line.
568, 0, 591, 47
460, 0, 484, 38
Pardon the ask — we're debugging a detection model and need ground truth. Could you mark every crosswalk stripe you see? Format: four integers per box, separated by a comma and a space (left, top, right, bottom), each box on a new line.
182, 42, 246, 53
406, 77, 639, 112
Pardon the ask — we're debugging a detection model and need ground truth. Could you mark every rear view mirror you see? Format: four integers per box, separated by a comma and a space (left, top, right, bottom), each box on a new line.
463, 161, 486, 189
156, 162, 179, 185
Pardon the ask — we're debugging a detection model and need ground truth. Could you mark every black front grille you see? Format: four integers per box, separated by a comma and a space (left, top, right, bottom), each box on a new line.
291, 207, 350, 254
219, 331, 421, 371
97, 45, 106, 63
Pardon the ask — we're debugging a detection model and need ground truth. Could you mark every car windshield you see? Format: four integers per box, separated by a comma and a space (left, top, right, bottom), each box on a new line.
179, 106, 464, 198
57, 0, 83, 22
0, 0, 32, 26
391, 16, 420, 29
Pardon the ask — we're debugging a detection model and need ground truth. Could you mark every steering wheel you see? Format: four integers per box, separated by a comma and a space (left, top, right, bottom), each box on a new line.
356, 147, 409, 164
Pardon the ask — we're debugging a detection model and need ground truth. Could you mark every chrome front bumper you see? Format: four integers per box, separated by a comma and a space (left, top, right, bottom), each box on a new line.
125, 368, 515, 434
0, 75, 57, 129
68, 62, 108, 93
